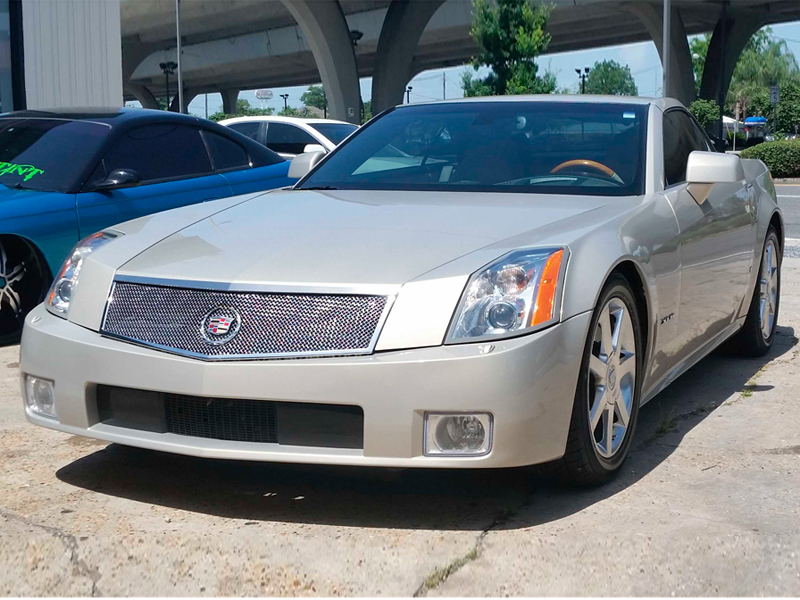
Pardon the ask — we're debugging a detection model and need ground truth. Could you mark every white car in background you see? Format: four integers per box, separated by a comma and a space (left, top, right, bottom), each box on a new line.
220, 116, 357, 158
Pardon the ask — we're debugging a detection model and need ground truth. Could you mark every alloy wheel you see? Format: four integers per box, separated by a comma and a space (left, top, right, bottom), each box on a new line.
759, 238, 779, 341
0, 240, 27, 327
587, 296, 637, 459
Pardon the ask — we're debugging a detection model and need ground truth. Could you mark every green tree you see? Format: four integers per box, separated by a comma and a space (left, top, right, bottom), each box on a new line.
463, 0, 555, 96
688, 99, 720, 129
583, 60, 638, 96
278, 106, 305, 117
207, 98, 274, 122
362, 100, 373, 122
301, 85, 327, 116
749, 82, 800, 133
690, 35, 710, 95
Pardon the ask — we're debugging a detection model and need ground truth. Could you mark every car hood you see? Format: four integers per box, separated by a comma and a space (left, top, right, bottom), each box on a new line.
117, 189, 615, 287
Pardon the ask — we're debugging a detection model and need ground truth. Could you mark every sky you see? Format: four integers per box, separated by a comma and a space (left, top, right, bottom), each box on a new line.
168, 20, 800, 119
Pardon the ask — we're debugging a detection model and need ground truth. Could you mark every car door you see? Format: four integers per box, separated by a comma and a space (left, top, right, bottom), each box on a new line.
265, 122, 319, 158
202, 129, 294, 196
76, 123, 232, 236
663, 109, 755, 361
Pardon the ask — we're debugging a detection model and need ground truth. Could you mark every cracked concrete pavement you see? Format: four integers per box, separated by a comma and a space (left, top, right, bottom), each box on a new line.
1, 246, 799, 596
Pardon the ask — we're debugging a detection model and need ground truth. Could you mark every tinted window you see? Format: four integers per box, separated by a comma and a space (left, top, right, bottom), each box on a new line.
100, 124, 212, 182
266, 123, 317, 155
228, 121, 262, 142
0, 118, 108, 192
309, 123, 357, 145
301, 102, 648, 197
203, 131, 250, 171
663, 110, 708, 187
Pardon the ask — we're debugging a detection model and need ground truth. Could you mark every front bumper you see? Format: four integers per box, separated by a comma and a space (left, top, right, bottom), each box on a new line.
20, 305, 591, 468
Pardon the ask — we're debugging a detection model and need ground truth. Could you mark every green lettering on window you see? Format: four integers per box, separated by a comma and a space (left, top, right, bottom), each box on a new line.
0, 162, 45, 181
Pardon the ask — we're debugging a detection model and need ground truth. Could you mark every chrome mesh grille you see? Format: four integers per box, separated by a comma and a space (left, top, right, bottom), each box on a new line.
101, 281, 388, 360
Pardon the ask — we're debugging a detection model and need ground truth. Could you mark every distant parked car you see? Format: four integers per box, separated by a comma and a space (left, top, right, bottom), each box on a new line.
0, 107, 294, 344
221, 116, 357, 158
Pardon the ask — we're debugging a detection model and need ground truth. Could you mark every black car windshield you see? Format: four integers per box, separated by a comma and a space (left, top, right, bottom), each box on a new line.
300, 101, 648, 197
309, 122, 358, 145
0, 118, 109, 193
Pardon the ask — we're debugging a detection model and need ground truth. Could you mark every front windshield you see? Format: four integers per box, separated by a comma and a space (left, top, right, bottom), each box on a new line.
300, 101, 648, 197
309, 123, 358, 145
0, 118, 109, 193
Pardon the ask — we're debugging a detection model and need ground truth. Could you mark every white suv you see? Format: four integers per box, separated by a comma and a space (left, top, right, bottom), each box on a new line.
220, 116, 358, 158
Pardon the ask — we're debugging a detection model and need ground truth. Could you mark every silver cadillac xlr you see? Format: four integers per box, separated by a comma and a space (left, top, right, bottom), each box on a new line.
20, 96, 782, 484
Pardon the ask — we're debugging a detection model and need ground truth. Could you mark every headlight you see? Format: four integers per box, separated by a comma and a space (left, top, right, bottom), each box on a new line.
447, 247, 567, 343
46, 231, 120, 318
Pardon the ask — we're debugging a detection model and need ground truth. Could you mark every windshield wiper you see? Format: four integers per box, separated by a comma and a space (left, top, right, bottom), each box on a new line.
302, 185, 339, 191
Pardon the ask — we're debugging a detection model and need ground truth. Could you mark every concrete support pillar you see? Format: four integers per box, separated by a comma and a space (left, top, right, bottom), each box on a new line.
221, 89, 240, 115
125, 83, 159, 109
279, 0, 360, 124
372, 0, 446, 114
169, 88, 198, 113
626, 3, 695, 106
698, 13, 764, 108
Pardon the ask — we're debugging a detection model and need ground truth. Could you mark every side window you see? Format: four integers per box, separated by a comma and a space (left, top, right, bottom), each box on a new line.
101, 124, 212, 182
202, 131, 250, 171
228, 121, 262, 143
663, 110, 707, 187
266, 123, 317, 155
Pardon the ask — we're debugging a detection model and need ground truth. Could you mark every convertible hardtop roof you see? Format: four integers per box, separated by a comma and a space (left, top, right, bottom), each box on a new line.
401, 95, 683, 111
0, 107, 214, 128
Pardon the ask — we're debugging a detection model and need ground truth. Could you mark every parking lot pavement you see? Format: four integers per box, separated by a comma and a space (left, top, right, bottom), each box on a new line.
1, 251, 798, 597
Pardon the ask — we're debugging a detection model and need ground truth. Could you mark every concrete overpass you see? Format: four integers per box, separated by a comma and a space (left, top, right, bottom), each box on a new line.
121, 0, 800, 122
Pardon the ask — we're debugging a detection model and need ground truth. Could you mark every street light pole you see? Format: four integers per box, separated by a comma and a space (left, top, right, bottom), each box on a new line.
175, 0, 184, 113
406, 86, 413, 103
280, 94, 289, 110
662, 0, 671, 99
159, 61, 177, 110
575, 68, 589, 94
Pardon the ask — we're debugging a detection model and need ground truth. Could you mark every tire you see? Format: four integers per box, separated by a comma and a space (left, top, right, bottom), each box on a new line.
542, 274, 643, 485
728, 227, 781, 357
0, 237, 49, 346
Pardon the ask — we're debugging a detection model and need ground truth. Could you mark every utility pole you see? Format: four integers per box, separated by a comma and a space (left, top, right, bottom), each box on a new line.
204, 93, 208, 119
175, 0, 183, 113
406, 86, 413, 104
662, 0, 670, 99
443, 73, 446, 100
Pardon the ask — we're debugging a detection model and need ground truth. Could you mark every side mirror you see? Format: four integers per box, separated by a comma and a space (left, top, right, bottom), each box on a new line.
685, 151, 745, 204
92, 168, 142, 192
303, 143, 326, 154
288, 151, 326, 180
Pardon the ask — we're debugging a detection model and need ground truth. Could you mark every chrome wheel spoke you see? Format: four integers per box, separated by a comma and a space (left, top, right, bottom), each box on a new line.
589, 354, 607, 382
599, 304, 614, 359
602, 405, 614, 457
615, 391, 630, 427
589, 388, 605, 430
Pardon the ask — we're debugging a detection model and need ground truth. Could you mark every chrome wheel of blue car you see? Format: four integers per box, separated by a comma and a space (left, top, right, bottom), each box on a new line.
0, 237, 48, 345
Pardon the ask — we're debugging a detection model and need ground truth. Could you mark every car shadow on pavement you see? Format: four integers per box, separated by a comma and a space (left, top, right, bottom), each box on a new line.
56, 326, 797, 532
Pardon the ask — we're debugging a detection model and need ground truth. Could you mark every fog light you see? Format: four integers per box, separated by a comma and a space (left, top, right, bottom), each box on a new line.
24, 375, 57, 419
425, 413, 492, 456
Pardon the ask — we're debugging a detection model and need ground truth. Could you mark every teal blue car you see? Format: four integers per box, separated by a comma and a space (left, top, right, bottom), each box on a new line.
0, 108, 294, 344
